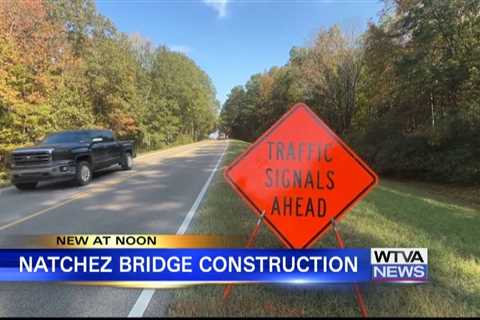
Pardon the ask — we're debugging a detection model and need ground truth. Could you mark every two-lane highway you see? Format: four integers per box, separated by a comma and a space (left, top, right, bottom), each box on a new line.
0, 140, 228, 317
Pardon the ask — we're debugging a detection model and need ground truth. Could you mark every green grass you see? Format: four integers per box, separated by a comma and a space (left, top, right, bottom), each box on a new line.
167, 140, 480, 317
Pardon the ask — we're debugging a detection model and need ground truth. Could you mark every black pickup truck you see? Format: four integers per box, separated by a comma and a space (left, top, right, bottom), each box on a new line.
9, 129, 135, 190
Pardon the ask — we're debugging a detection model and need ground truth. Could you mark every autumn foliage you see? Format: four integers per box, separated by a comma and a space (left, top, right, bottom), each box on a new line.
220, 1, 480, 184
0, 0, 218, 180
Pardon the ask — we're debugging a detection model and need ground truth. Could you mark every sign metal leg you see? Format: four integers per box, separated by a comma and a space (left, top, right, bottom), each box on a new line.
331, 219, 368, 318
223, 215, 369, 318
223, 211, 265, 300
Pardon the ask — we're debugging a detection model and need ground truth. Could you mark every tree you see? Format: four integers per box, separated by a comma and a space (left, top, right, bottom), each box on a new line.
220, 1, 480, 184
0, 0, 70, 148
0, 0, 219, 177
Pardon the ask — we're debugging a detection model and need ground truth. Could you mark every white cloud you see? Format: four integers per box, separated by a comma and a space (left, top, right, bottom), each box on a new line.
169, 45, 191, 54
203, 0, 229, 18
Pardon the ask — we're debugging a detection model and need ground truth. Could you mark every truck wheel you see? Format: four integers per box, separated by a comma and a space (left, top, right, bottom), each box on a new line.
121, 152, 133, 170
75, 161, 92, 186
14, 182, 38, 190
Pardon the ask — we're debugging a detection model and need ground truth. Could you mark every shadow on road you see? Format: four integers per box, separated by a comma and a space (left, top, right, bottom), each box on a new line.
6, 166, 123, 193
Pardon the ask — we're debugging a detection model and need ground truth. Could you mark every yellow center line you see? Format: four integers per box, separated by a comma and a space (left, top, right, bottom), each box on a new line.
0, 141, 220, 231
0, 195, 86, 231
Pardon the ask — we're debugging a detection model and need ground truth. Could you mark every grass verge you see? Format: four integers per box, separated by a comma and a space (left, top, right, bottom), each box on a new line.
167, 139, 480, 317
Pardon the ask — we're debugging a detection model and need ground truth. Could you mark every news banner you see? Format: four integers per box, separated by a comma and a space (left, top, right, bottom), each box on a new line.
0, 235, 427, 285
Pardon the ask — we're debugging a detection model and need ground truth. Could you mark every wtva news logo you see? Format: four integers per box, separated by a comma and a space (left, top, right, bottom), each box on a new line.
371, 248, 428, 283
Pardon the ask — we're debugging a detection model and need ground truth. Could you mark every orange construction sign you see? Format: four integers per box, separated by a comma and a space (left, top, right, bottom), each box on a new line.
224, 103, 378, 249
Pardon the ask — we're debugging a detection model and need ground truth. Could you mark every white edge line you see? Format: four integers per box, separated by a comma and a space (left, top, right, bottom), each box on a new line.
127, 141, 229, 318
0, 141, 207, 197
127, 289, 155, 318
176, 141, 229, 236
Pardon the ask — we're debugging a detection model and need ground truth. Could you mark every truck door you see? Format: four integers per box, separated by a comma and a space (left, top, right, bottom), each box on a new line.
101, 130, 122, 165
90, 130, 108, 169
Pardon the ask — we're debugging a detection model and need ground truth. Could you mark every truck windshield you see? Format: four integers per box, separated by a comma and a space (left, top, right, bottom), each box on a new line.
42, 132, 91, 144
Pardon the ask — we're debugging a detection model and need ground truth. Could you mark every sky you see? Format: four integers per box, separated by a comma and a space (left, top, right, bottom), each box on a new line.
96, 0, 384, 105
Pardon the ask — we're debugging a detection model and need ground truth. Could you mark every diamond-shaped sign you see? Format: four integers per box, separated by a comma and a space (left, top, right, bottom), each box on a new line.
224, 103, 378, 249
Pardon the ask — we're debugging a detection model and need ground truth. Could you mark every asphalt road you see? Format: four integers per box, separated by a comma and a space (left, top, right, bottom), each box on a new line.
0, 140, 228, 317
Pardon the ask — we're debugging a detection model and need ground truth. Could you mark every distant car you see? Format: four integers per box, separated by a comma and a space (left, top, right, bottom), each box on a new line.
9, 129, 136, 190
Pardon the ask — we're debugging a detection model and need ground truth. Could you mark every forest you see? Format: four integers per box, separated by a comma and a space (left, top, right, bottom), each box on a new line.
0, 0, 218, 182
220, 0, 480, 185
